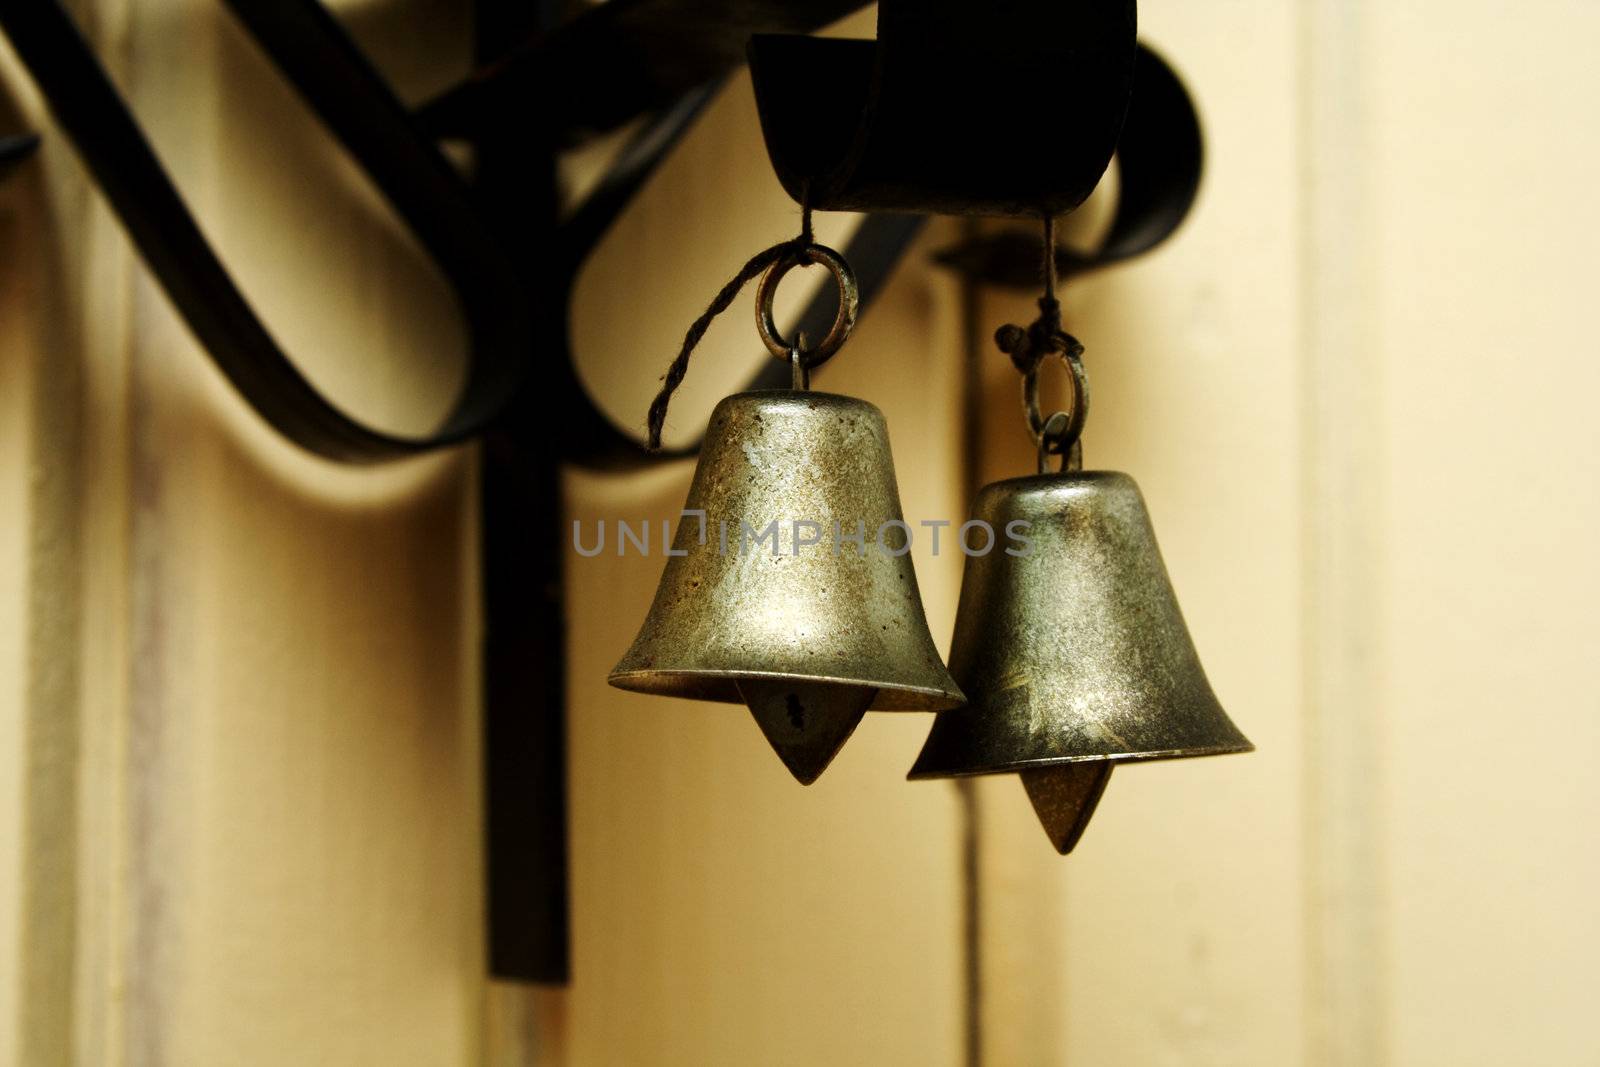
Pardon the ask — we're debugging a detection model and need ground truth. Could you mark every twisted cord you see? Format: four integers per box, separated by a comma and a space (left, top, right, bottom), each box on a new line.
646, 198, 814, 451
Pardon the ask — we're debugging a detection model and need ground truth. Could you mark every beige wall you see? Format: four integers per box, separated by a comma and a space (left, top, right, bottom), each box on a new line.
1372, 4, 1600, 1061
3, 1, 487, 1063
2, 1, 1598, 1065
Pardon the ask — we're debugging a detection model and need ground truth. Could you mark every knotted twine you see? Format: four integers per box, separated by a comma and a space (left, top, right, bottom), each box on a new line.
993, 214, 1084, 379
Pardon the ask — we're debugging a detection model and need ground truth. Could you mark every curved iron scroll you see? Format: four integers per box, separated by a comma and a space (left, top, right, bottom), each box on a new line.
417, 0, 874, 144
749, 0, 1138, 217
0, 0, 920, 471
932, 45, 1204, 287
0, 0, 533, 463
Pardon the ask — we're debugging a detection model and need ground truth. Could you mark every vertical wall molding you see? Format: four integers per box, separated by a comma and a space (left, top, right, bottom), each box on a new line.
0, 17, 120, 1058
1297, 1, 1388, 1063
72, 179, 136, 1067
14, 159, 87, 1067
60, 4, 139, 1063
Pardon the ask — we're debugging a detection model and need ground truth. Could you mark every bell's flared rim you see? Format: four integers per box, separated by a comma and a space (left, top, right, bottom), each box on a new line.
906, 738, 1256, 780
608, 666, 964, 712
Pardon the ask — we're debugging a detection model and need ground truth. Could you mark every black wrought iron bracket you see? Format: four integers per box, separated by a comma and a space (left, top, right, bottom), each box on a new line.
0, 0, 1202, 984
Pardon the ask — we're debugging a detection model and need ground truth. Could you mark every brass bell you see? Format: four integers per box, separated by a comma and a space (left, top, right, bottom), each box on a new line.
610, 389, 965, 783
911, 296, 1250, 853
909, 469, 1253, 851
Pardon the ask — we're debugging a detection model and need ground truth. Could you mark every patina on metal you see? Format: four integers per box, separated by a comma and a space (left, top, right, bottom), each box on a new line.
910, 270, 1250, 852
909, 471, 1253, 850
618, 238, 959, 783
610, 390, 964, 783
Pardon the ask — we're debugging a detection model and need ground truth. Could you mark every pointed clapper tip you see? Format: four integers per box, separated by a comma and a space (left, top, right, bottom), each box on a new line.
1019, 762, 1115, 854
737, 680, 878, 785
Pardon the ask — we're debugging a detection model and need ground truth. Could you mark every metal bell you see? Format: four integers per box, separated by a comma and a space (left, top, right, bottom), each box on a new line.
610, 390, 965, 784
908, 470, 1253, 851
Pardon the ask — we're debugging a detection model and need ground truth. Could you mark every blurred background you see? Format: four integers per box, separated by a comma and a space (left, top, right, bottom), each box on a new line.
1, 1, 1596, 1064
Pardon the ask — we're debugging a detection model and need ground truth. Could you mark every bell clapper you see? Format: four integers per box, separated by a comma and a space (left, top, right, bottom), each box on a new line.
1020, 763, 1115, 855
738, 680, 877, 786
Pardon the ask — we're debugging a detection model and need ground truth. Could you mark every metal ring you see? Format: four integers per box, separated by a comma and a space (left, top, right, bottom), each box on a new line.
1022, 335, 1090, 449
755, 243, 859, 368
1036, 411, 1084, 474
1037, 411, 1069, 473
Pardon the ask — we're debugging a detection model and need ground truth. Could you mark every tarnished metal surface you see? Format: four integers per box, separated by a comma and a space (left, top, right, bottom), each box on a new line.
611, 391, 964, 780
909, 470, 1251, 777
